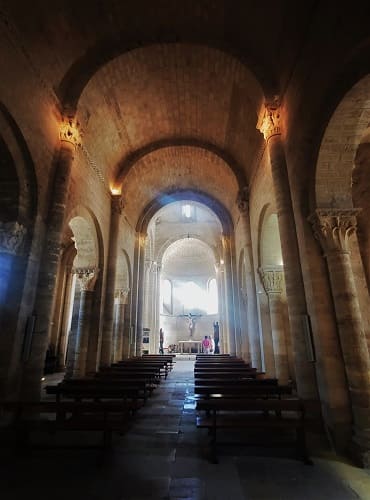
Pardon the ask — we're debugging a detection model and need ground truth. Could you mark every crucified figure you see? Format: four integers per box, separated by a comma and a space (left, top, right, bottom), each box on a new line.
188, 313, 194, 337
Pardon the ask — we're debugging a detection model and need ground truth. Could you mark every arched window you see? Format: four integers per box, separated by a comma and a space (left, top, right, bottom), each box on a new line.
207, 278, 218, 314
161, 279, 172, 314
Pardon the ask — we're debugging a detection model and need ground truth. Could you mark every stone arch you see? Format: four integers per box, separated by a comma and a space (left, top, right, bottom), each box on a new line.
0, 103, 38, 398
352, 128, 370, 286
314, 74, 370, 357
53, 206, 104, 375
115, 139, 247, 190
315, 74, 370, 209
58, 41, 273, 113
159, 236, 219, 348
257, 204, 292, 384
137, 189, 233, 237
0, 102, 37, 226
157, 234, 220, 266
133, 189, 237, 356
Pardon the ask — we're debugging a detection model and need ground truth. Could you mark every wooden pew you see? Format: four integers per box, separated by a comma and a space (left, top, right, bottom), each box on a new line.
113, 360, 169, 378
195, 378, 278, 388
94, 371, 158, 390
196, 354, 233, 359
194, 384, 293, 400
194, 369, 260, 380
0, 400, 136, 450
45, 379, 149, 404
98, 367, 161, 384
195, 356, 244, 362
196, 398, 311, 465
141, 354, 176, 370
194, 361, 249, 371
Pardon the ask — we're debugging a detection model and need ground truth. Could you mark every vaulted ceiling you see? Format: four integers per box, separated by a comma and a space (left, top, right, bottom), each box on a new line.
2, 0, 369, 225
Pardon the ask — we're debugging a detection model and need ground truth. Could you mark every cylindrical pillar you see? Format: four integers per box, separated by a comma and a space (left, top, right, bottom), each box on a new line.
309, 209, 370, 460
215, 263, 225, 354
56, 265, 74, 369
237, 189, 262, 368
132, 232, 147, 356
260, 267, 289, 384
112, 288, 129, 362
21, 120, 80, 399
222, 235, 237, 355
72, 268, 98, 377
100, 193, 123, 366
258, 104, 318, 401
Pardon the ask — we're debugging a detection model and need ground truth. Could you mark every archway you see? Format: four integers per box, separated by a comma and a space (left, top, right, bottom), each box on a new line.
258, 208, 291, 384
53, 209, 101, 378
134, 195, 238, 356
313, 73, 370, 458
0, 104, 37, 398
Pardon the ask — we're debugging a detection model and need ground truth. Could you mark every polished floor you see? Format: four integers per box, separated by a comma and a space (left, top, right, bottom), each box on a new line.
1, 358, 370, 499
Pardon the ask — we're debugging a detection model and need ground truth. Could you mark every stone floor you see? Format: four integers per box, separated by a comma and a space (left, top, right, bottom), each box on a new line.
1, 359, 370, 499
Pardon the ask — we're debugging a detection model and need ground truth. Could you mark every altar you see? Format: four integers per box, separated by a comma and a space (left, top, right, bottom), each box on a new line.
178, 340, 202, 354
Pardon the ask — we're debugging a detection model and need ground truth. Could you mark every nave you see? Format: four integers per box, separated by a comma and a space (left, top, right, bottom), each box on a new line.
1, 358, 369, 500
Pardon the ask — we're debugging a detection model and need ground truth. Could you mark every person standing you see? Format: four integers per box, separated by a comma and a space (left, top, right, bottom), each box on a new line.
213, 321, 220, 354
159, 328, 164, 355
202, 335, 211, 354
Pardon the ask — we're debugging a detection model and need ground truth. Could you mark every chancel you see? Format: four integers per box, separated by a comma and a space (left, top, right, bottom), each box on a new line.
1, 1, 370, 498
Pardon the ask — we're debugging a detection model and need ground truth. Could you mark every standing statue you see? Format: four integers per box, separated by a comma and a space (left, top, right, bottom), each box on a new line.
159, 328, 164, 354
213, 321, 220, 354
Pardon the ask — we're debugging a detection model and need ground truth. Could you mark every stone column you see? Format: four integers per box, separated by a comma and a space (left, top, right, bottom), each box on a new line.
222, 235, 237, 355
132, 232, 147, 356
72, 267, 99, 377
21, 117, 81, 399
259, 267, 289, 384
152, 262, 161, 353
112, 287, 130, 362
309, 209, 370, 459
0, 221, 27, 397
100, 193, 123, 366
239, 287, 251, 362
257, 103, 318, 401
237, 188, 262, 368
142, 259, 153, 348
56, 264, 74, 369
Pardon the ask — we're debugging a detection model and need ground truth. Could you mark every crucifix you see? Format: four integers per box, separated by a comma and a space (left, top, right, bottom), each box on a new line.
178, 312, 202, 338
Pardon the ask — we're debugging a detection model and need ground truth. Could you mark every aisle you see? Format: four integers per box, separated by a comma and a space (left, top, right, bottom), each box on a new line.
1, 359, 369, 499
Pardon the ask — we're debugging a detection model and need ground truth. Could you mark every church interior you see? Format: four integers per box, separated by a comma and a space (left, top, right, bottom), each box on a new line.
1, 1, 370, 498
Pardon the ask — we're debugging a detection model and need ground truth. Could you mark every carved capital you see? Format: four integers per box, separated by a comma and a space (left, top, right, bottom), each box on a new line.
237, 186, 249, 214
259, 267, 284, 294
111, 193, 124, 214
0, 221, 27, 255
257, 102, 281, 141
115, 287, 130, 305
60, 116, 82, 148
308, 209, 361, 255
73, 267, 99, 291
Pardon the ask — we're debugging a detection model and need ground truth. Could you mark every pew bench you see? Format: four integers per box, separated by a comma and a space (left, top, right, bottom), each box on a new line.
0, 400, 136, 450
196, 398, 311, 465
113, 361, 169, 379
45, 381, 148, 406
195, 377, 278, 388
194, 384, 293, 400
